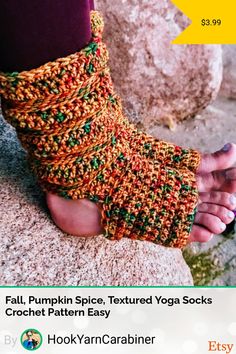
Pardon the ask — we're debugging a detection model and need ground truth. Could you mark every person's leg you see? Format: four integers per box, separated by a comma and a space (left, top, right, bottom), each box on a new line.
89, 0, 95, 10
0, 7, 235, 245
0, 0, 94, 72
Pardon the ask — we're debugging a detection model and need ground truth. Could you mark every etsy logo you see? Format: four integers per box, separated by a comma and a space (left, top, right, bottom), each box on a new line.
208, 341, 234, 354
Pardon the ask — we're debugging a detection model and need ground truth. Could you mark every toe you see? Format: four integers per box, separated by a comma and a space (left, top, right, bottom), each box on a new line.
194, 212, 226, 234
189, 225, 213, 243
197, 203, 235, 224
198, 191, 236, 210
197, 169, 236, 193
212, 169, 236, 193
197, 143, 236, 174
226, 168, 236, 180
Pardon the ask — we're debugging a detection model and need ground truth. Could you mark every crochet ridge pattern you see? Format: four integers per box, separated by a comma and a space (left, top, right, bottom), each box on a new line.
0, 11, 200, 248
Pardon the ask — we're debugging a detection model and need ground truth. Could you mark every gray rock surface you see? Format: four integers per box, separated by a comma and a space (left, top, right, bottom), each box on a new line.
96, 0, 223, 127
0, 114, 193, 286
220, 45, 236, 99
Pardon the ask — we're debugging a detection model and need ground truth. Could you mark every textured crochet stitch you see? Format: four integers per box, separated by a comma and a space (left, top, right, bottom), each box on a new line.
0, 11, 201, 248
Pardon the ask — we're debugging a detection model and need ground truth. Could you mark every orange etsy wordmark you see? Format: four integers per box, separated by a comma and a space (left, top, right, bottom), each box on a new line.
208, 341, 234, 354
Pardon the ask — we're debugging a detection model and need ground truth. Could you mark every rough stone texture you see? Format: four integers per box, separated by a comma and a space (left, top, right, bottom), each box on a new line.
220, 45, 236, 99
96, 0, 223, 127
0, 114, 193, 286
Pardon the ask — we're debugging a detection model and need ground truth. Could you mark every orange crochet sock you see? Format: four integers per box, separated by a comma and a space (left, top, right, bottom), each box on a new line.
0, 11, 200, 248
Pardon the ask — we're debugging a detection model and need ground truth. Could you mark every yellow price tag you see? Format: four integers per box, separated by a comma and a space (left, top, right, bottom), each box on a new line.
171, 0, 236, 44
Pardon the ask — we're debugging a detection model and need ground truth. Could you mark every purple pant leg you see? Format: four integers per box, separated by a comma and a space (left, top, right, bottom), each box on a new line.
0, 0, 94, 72
90, 0, 95, 10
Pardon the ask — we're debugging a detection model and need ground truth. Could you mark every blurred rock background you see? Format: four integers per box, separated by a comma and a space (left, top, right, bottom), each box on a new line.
220, 45, 236, 99
97, 0, 223, 128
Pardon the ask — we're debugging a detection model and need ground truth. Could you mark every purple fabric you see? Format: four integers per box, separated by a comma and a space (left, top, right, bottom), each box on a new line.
0, 0, 95, 72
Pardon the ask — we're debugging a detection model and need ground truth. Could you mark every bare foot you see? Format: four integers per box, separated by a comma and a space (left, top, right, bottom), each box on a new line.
190, 143, 236, 242
46, 143, 236, 243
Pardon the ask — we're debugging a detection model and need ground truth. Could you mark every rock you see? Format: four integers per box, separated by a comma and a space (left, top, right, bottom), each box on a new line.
96, 0, 223, 127
0, 114, 193, 286
220, 45, 236, 99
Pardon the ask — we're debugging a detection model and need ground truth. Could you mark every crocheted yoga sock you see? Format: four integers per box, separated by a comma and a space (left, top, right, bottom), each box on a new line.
0, 11, 200, 248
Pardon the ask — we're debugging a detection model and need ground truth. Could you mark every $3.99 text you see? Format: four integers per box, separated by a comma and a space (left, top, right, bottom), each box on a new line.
201, 19, 222, 26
